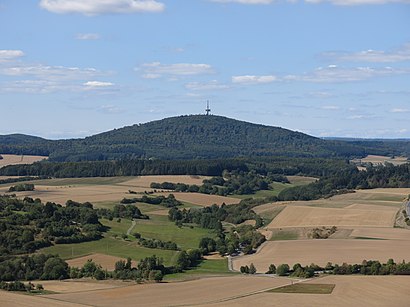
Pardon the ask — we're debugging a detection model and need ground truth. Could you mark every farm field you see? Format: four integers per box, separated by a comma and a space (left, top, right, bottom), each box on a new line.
0, 175, 239, 206
207, 275, 410, 307
158, 191, 240, 206
232, 238, 410, 271
267, 205, 397, 228
39, 275, 293, 307
2, 275, 410, 307
233, 187, 410, 274
351, 154, 408, 166
41, 215, 214, 265
66, 253, 135, 271
0, 154, 47, 168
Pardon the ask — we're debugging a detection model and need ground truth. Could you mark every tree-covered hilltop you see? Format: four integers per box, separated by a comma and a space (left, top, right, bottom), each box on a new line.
1, 115, 410, 161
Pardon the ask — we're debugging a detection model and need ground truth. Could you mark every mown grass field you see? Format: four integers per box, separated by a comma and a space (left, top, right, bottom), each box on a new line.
164, 258, 233, 280
270, 229, 299, 241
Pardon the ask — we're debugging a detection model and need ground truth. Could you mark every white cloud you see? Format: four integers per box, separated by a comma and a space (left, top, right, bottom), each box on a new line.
185, 80, 229, 91
99, 104, 123, 113
0, 50, 24, 62
138, 62, 213, 79
211, 0, 410, 4
348, 114, 366, 120
39, 0, 165, 15
284, 65, 409, 83
83, 81, 114, 89
76, 33, 101, 40
210, 0, 273, 4
321, 105, 340, 110
1, 64, 102, 81
305, 0, 410, 5
232, 75, 278, 84
0, 51, 110, 93
322, 43, 410, 63
0, 80, 77, 94
390, 108, 410, 113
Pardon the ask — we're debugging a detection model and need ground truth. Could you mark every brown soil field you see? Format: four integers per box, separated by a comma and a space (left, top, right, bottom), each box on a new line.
157, 191, 240, 206
67, 253, 135, 271
208, 275, 410, 307
44, 276, 292, 307
0, 154, 47, 168
232, 239, 410, 271
267, 205, 397, 228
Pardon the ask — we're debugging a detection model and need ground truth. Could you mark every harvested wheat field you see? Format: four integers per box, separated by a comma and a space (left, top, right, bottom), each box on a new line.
0, 154, 47, 167
67, 253, 135, 271
268, 205, 397, 228
349, 227, 410, 240
43, 276, 292, 307
207, 275, 410, 307
0, 175, 239, 206
0, 291, 84, 307
116, 175, 209, 188
257, 188, 409, 211
233, 239, 410, 272
157, 191, 240, 206
36, 279, 122, 293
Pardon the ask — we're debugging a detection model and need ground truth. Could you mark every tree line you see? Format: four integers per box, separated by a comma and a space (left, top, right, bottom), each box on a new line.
278, 163, 410, 201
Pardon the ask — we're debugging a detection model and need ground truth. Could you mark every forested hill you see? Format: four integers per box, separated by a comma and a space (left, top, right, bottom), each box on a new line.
0, 115, 407, 161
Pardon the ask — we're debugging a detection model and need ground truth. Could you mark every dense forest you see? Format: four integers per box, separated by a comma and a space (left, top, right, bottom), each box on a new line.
278, 163, 410, 201
2, 115, 410, 161
0, 156, 353, 178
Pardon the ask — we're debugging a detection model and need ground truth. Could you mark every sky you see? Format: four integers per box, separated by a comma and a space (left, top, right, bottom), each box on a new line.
1, 0, 410, 139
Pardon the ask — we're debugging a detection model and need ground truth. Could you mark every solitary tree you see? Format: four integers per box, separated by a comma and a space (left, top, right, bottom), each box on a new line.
249, 263, 257, 274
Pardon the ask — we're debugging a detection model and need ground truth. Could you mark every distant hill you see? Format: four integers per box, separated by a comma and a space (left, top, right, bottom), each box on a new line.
0, 115, 409, 161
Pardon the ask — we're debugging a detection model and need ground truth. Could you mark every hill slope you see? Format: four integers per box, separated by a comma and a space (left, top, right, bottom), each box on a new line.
0, 115, 407, 161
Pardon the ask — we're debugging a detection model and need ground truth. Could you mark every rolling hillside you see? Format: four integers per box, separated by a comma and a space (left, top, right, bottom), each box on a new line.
0, 115, 408, 161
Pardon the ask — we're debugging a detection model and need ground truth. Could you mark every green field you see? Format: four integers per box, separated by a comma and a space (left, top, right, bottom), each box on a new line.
258, 205, 286, 225
270, 229, 299, 241
269, 283, 335, 294
41, 215, 216, 266
41, 236, 179, 265
164, 258, 234, 280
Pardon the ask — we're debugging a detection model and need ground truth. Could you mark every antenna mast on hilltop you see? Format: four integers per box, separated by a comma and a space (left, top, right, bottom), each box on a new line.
205, 100, 211, 115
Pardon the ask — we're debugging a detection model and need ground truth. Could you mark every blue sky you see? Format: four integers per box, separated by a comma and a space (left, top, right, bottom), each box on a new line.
1, 0, 410, 139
